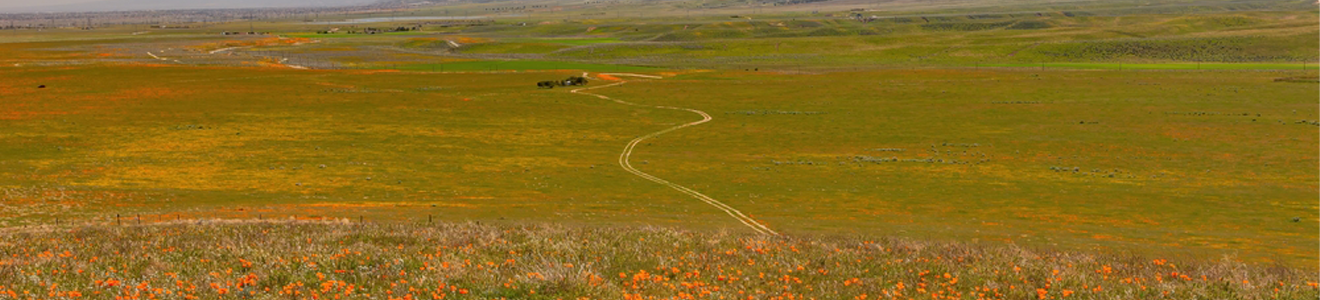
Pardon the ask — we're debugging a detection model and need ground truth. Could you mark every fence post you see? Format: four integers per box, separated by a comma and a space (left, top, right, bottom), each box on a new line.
136, 214, 140, 225
117, 214, 120, 226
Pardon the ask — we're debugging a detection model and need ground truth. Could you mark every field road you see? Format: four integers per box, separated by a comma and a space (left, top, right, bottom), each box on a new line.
208, 46, 248, 54
571, 76, 779, 236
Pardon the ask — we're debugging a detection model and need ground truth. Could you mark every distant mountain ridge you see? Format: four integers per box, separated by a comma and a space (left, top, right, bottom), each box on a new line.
1, 0, 378, 13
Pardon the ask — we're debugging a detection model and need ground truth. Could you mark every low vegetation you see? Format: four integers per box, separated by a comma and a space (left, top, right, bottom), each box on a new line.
1, 221, 1315, 299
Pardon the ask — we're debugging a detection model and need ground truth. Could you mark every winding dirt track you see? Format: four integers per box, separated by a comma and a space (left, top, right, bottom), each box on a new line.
571, 77, 779, 236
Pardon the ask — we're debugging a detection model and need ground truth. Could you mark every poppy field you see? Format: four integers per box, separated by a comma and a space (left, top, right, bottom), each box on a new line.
1, 56, 1315, 266
0, 221, 1316, 300
0, 0, 1318, 298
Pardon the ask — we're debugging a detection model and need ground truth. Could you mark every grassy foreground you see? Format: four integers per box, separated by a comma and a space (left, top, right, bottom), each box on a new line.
0, 221, 1315, 300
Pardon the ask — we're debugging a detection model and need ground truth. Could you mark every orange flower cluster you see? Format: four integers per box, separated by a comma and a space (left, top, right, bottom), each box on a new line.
0, 224, 1314, 300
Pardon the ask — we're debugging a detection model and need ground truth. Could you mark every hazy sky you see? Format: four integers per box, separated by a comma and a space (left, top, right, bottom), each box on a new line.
0, 0, 98, 8
0, 0, 376, 12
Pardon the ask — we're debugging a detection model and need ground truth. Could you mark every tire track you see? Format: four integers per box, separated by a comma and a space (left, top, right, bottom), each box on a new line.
571, 78, 778, 236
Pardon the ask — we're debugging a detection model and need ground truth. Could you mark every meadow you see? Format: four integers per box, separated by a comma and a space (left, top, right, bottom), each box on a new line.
1, 62, 1314, 266
0, 0, 1317, 297
385, 60, 658, 72
0, 221, 1315, 300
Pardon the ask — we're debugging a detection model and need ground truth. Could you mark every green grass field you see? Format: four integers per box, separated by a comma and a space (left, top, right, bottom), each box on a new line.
502, 37, 623, 46
386, 60, 659, 72
980, 62, 1314, 70
285, 32, 435, 38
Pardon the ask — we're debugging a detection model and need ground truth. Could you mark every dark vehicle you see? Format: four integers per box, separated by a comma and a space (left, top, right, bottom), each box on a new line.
537, 76, 589, 89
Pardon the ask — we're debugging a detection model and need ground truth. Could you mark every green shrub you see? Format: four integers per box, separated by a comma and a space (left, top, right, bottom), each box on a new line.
1006, 21, 1052, 30
1029, 37, 1292, 62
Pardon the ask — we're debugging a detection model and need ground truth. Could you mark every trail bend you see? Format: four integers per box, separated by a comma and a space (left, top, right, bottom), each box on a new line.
570, 77, 778, 236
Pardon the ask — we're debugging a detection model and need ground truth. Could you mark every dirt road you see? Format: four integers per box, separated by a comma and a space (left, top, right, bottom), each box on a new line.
571, 77, 778, 236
